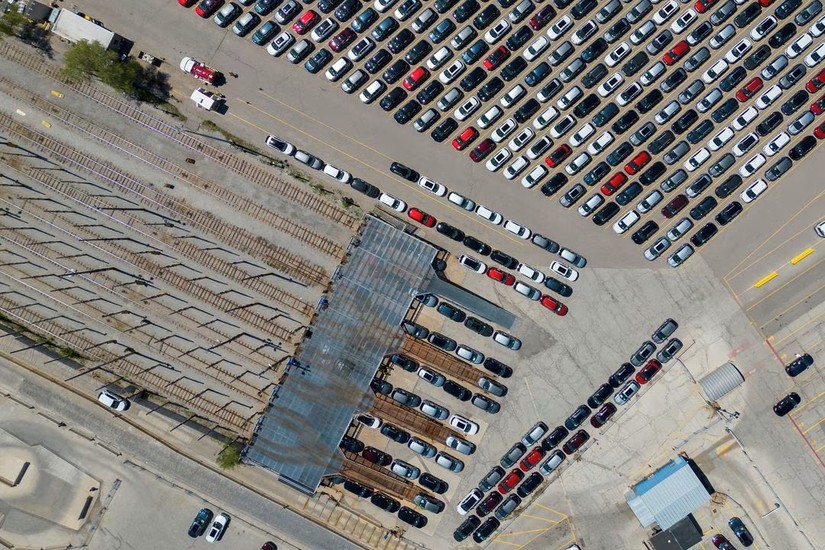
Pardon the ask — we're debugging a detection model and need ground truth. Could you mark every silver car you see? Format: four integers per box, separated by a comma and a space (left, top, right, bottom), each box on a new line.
420, 400, 450, 419
435, 451, 464, 472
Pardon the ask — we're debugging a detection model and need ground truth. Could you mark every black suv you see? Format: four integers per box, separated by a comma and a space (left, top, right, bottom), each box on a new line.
622, 51, 649, 77
383, 59, 409, 83
636, 89, 663, 113
574, 94, 601, 118
515, 98, 540, 122
431, 118, 458, 142
744, 44, 771, 70
769, 22, 797, 47
715, 201, 743, 225
460, 67, 487, 91
405, 40, 432, 64
648, 130, 675, 155
473, 4, 500, 28
453, 0, 480, 22
416, 80, 444, 104
388, 28, 414, 53
506, 25, 534, 50
720, 66, 747, 92
581, 38, 608, 63
715, 174, 743, 198
756, 111, 783, 136
501, 56, 528, 81
691, 222, 718, 246
612, 110, 639, 134
394, 100, 421, 124
687, 119, 714, 144
581, 63, 608, 88
776, 0, 802, 19
661, 68, 687, 92
463, 39, 490, 64
734, 2, 761, 28
631, 221, 658, 245
592, 102, 619, 127
712, 98, 738, 123
478, 77, 505, 101
690, 196, 717, 220
673, 109, 699, 134
606, 141, 634, 166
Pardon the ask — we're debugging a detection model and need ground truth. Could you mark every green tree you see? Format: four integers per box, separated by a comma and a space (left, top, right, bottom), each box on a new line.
0, 10, 26, 36
216, 443, 242, 470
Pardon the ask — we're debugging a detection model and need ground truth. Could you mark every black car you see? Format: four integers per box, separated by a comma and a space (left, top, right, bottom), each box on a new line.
431, 117, 458, 142
380, 423, 410, 443
366, 49, 392, 74
541, 425, 569, 450
673, 109, 699, 134
460, 66, 488, 91
501, 56, 528, 81
443, 380, 472, 401
581, 38, 608, 63
593, 202, 620, 226
540, 172, 568, 195
305, 49, 333, 74
571, 0, 597, 19
781, 89, 809, 115
483, 357, 513, 378
608, 362, 635, 387
715, 201, 742, 225
756, 111, 784, 136
660, 68, 687, 92
582, 62, 608, 88
419, 472, 448, 493
334, 0, 361, 21
454, 516, 482, 542
417, 80, 444, 104
351, 178, 381, 198
734, 2, 761, 28
344, 480, 373, 498
398, 506, 427, 528
616, 181, 643, 205
612, 110, 639, 134
640, 162, 666, 186
691, 222, 718, 246
544, 276, 572, 297
592, 102, 619, 127
744, 44, 771, 70
574, 94, 601, 118
383, 59, 410, 84
463, 39, 490, 64
318, 0, 344, 13
463, 235, 491, 255
648, 131, 675, 155
605, 17, 630, 43
389, 353, 418, 372
351, 7, 378, 31
436, 222, 465, 241
636, 89, 664, 113
340, 435, 365, 453
434, 0, 460, 12
622, 51, 649, 77
720, 66, 747, 92
188, 508, 213, 538
789, 135, 816, 161
712, 97, 739, 123
405, 40, 432, 64
786, 353, 813, 376
769, 22, 797, 48
388, 28, 414, 53
779, 63, 807, 90
525, 62, 551, 86
370, 377, 392, 395
687, 119, 714, 144
506, 25, 534, 51
689, 20, 713, 44
715, 174, 743, 198
490, 249, 519, 269
473, 4, 500, 28
478, 76, 505, 101
428, 18, 456, 42
631, 220, 658, 245
453, 0, 480, 22
728, 517, 754, 547
773, 392, 801, 416
516, 472, 543, 498
473, 518, 501, 543
465, 316, 494, 336
394, 100, 421, 124
690, 195, 717, 220
370, 493, 401, 513
583, 161, 610, 186
564, 405, 592, 430
776, 0, 802, 19
606, 141, 634, 166
372, 17, 399, 41
587, 384, 614, 409
515, 98, 541, 123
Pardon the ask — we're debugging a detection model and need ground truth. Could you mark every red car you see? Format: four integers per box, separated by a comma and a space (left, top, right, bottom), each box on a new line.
737, 77, 764, 102
179, 0, 197, 6
529, 5, 557, 30
487, 268, 516, 286
711, 534, 735, 549
591, 403, 617, 428
407, 208, 436, 227
815, 121, 825, 139
662, 194, 688, 218
195, 0, 223, 17
403, 67, 430, 91
545, 144, 572, 167
452, 127, 479, 150
519, 446, 546, 472
562, 430, 590, 455
470, 138, 495, 162
498, 469, 525, 494
811, 94, 825, 115
694, 0, 718, 13
758, 0, 775, 5
635, 359, 662, 385
476, 492, 503, 517
484, 46, 510, 70
293, 10, 320, 34
601, 172, 628, 195
663, 41, 689, 65
329, 28, 356, 52
625, 151, 651, 175
362, 446, 392, 466
806, 68, 825, 93
540, 295, 568, 316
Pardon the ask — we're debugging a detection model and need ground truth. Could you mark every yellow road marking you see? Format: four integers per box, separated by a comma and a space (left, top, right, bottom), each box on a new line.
716, 441, 736, 456
790, 390, 825, 414
490, 536, 523, 547
753, 272, 777, 288
532, 503, 569, 517
760, 278, 825, 330
802, 416, 825, 435
771, 309, 825, 346
791, 248, 815, 264
746, 258, 825, 311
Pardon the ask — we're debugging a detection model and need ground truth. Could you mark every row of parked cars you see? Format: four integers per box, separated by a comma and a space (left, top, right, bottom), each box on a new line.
773, 352, 815, 415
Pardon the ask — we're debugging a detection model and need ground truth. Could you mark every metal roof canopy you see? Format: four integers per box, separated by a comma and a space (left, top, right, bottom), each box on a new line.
246, 217, 437, 494
699, 361, 745, 402
50, 10, 115, 48
626, 457, 711, 531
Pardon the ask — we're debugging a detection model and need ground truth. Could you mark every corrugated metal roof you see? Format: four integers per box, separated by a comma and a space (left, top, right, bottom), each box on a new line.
51, 10, 114, 47
626, 458, 710, 530
699, 361, 745, 401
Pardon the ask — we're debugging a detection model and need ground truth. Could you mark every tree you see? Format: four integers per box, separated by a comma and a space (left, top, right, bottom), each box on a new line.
0, 10, 26, 37
216, 442, 242, 470
0, 10, 52, 55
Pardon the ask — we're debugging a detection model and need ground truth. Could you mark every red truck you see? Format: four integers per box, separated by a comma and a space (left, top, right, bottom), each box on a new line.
180, 57, 218, 84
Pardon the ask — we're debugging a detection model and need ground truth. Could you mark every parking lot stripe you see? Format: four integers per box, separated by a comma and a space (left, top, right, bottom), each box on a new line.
532, 503, 569, 518
801, 416, 825, 436
747, 259, 825, 311
790, 248, 815, 265
771, 310, 825, 347
753, 272, 777, 289
759, 279, 825, 332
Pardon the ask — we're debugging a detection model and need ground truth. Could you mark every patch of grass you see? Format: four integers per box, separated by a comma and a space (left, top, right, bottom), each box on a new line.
288, 169, 310, 182
309, 182, 333, 195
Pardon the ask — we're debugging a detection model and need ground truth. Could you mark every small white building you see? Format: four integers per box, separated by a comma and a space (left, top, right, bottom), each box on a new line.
49, 8, 126, 52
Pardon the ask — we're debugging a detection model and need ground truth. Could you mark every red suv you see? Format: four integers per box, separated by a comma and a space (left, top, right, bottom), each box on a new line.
329, 28, 356, 52
601, 172, 628, 195
806, 68, 825, 94
476, 492, 503, 517
661, 194, 688, 218
694, 0, 718, 13
519, 446, 546, 472
407, 208, 436, 227
293, 10, 320, 34
484, 46, 510, 70
591, 403, 617, 428
663, 41, 690, 66
470, 138, 495, 162
498, 469, 525, 494
403, 67, 430, 91
487, 268, 516, 286
540, 295, 568, 316
545, 144, 572, 167
636, 359, 662, 384
625, 151, 651, 174
562, 430, 590, 455
453, 127, 479, 150
195, 0, 223, 17
737, 77, 763, 102
362, 446, 392, 466
811, 93, 825, 115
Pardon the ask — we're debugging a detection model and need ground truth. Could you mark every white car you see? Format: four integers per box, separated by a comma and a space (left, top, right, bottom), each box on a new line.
549, 261, 578, 281
484, 19, 511, 44
205, 512, 230, 543
639, 61, 666, 85
509, 127, 535, 151
449, 414, 480, 435
750, 16, 777, 41
455, 97, 481, 121
557, 85, 583, 110
521, 164, 548, 188
812, 14, 825, 38
702, 59, 729, 84
547, 15, 573, 40
569, 123, 595, 147
533, 106, 560, 129
637, 190, 663, 213
708, 127, 734, 151
418, 176, 447, 196
504, 219, 532, 239
613, 210, 640, 234
486, 147, 512, 172
597, 72, 625, 97
458, 254, 487, 273
501, 84, 527, 108
323, 163, 352, 183
527, 135, 553, 159
378, 193, 407, 212
605, 41, 631, 67
457, 489, 483, 515
513, 281, 541, 301
684, 147, 710, 171
763, 131, 790, 156
517, 263, 546, 283
786, 32, 813, 59
503, 156, 529, 180
492, 118, 518, 143
310, 18, 339, 42
427, 46, 453, 70
324, 57, 351, 82
359, 80, 386, 103
265, 134, 296, 155
739, 153, 766, 178
493, 330, 522, 350
565, 151, 591, 175
755, 85, 782, 110
374, 0, 399, 12
588, 131, 615, 155
448, 192, 475, 211
550, 115, 576, 138
98, 389, 130, 411
524, 35, 550, 61
476, 205, 503, 224
670, 8, 697, 34
578, 193, 604, 216
348, 37, 376, 61
732, 106, 759, 130
439, 59, 466, 83
572, 19, 598, 46
804, 42, 825, 67
478, 105, 504, 129
653, 0, 679, 25
732, 132, 759, 157
741, 178, 768, 203
616, 82, 643, 106
724, 38, 752, 63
